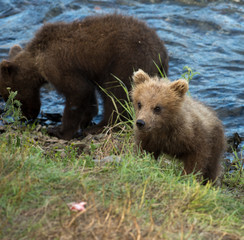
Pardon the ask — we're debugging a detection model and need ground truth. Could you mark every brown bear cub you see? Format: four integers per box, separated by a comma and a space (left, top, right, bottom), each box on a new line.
131, 69, 225, 183
0, 14, 168, 140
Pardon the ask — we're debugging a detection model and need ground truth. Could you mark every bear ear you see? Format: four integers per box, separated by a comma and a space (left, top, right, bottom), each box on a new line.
9, 45, 22, 59
0, 60, 18, 79
132, 69, 151, 85
170, 79, 188, 97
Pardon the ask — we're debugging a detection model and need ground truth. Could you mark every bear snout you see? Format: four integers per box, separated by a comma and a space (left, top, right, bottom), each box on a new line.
136, 119, 145, 129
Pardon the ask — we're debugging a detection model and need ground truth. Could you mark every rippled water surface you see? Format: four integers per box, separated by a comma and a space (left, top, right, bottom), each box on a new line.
0, 0, 243, 146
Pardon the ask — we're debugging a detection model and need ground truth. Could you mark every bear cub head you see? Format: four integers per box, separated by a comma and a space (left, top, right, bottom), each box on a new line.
131, 69, 188, 133
0, 45, 42, 120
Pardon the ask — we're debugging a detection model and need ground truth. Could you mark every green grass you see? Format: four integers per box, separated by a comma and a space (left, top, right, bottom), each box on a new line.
0, 69, 243, 239
0, 127, 243, 240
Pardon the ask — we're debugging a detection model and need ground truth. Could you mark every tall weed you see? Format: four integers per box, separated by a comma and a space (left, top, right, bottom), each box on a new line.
1, 88, 26, 126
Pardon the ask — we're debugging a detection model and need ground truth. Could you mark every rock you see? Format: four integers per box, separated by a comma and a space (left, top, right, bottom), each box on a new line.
227, 132, 242, 152
93, 155, 122, 165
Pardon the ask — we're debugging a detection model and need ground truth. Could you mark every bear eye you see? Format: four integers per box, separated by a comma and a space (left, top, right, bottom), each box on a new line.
154, 106, 161, 114
138, 102, 142, 109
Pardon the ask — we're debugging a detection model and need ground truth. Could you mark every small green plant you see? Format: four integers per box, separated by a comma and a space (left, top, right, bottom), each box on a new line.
223, 146, 244, 189
1, 87, 26, 125
181, 66, 200, 96
181, 66, 200, 84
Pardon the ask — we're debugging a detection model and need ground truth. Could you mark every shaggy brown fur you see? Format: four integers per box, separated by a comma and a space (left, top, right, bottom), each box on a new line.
131, 69, 225, 183
0, 14, 168, 140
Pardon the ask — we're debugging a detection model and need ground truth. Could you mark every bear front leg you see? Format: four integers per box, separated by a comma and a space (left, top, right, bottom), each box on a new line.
182, 153, 215, 184
47, 73, 98, 139
182, 154, 205, 177
202, 156, 222, 184
47, 102, 82, 140
48, 96, 96, 140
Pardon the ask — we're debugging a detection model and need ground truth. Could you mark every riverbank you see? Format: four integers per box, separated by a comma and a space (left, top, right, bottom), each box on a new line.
0, 123, 243, 239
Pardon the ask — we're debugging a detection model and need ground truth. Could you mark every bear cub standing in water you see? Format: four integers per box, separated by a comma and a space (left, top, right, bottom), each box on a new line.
0, 14, 168, 140
131, 69, 225, 183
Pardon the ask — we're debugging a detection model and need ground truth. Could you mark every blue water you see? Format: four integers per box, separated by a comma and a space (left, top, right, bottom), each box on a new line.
0, 0, 243, 150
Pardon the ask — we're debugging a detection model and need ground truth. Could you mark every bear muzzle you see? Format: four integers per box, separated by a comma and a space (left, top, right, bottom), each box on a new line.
136, 119, 145, 129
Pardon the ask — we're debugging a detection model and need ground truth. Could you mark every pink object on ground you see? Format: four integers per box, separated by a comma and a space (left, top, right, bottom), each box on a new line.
68, 202, 87, 212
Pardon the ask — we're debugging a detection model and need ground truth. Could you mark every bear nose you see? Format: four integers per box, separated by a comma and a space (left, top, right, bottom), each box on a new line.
136, 119, 145, 129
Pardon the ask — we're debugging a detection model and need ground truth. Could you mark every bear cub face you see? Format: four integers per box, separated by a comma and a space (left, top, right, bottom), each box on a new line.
131, 69, 225, 184
132, 69, 188, 133
0, 46, 41, 120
